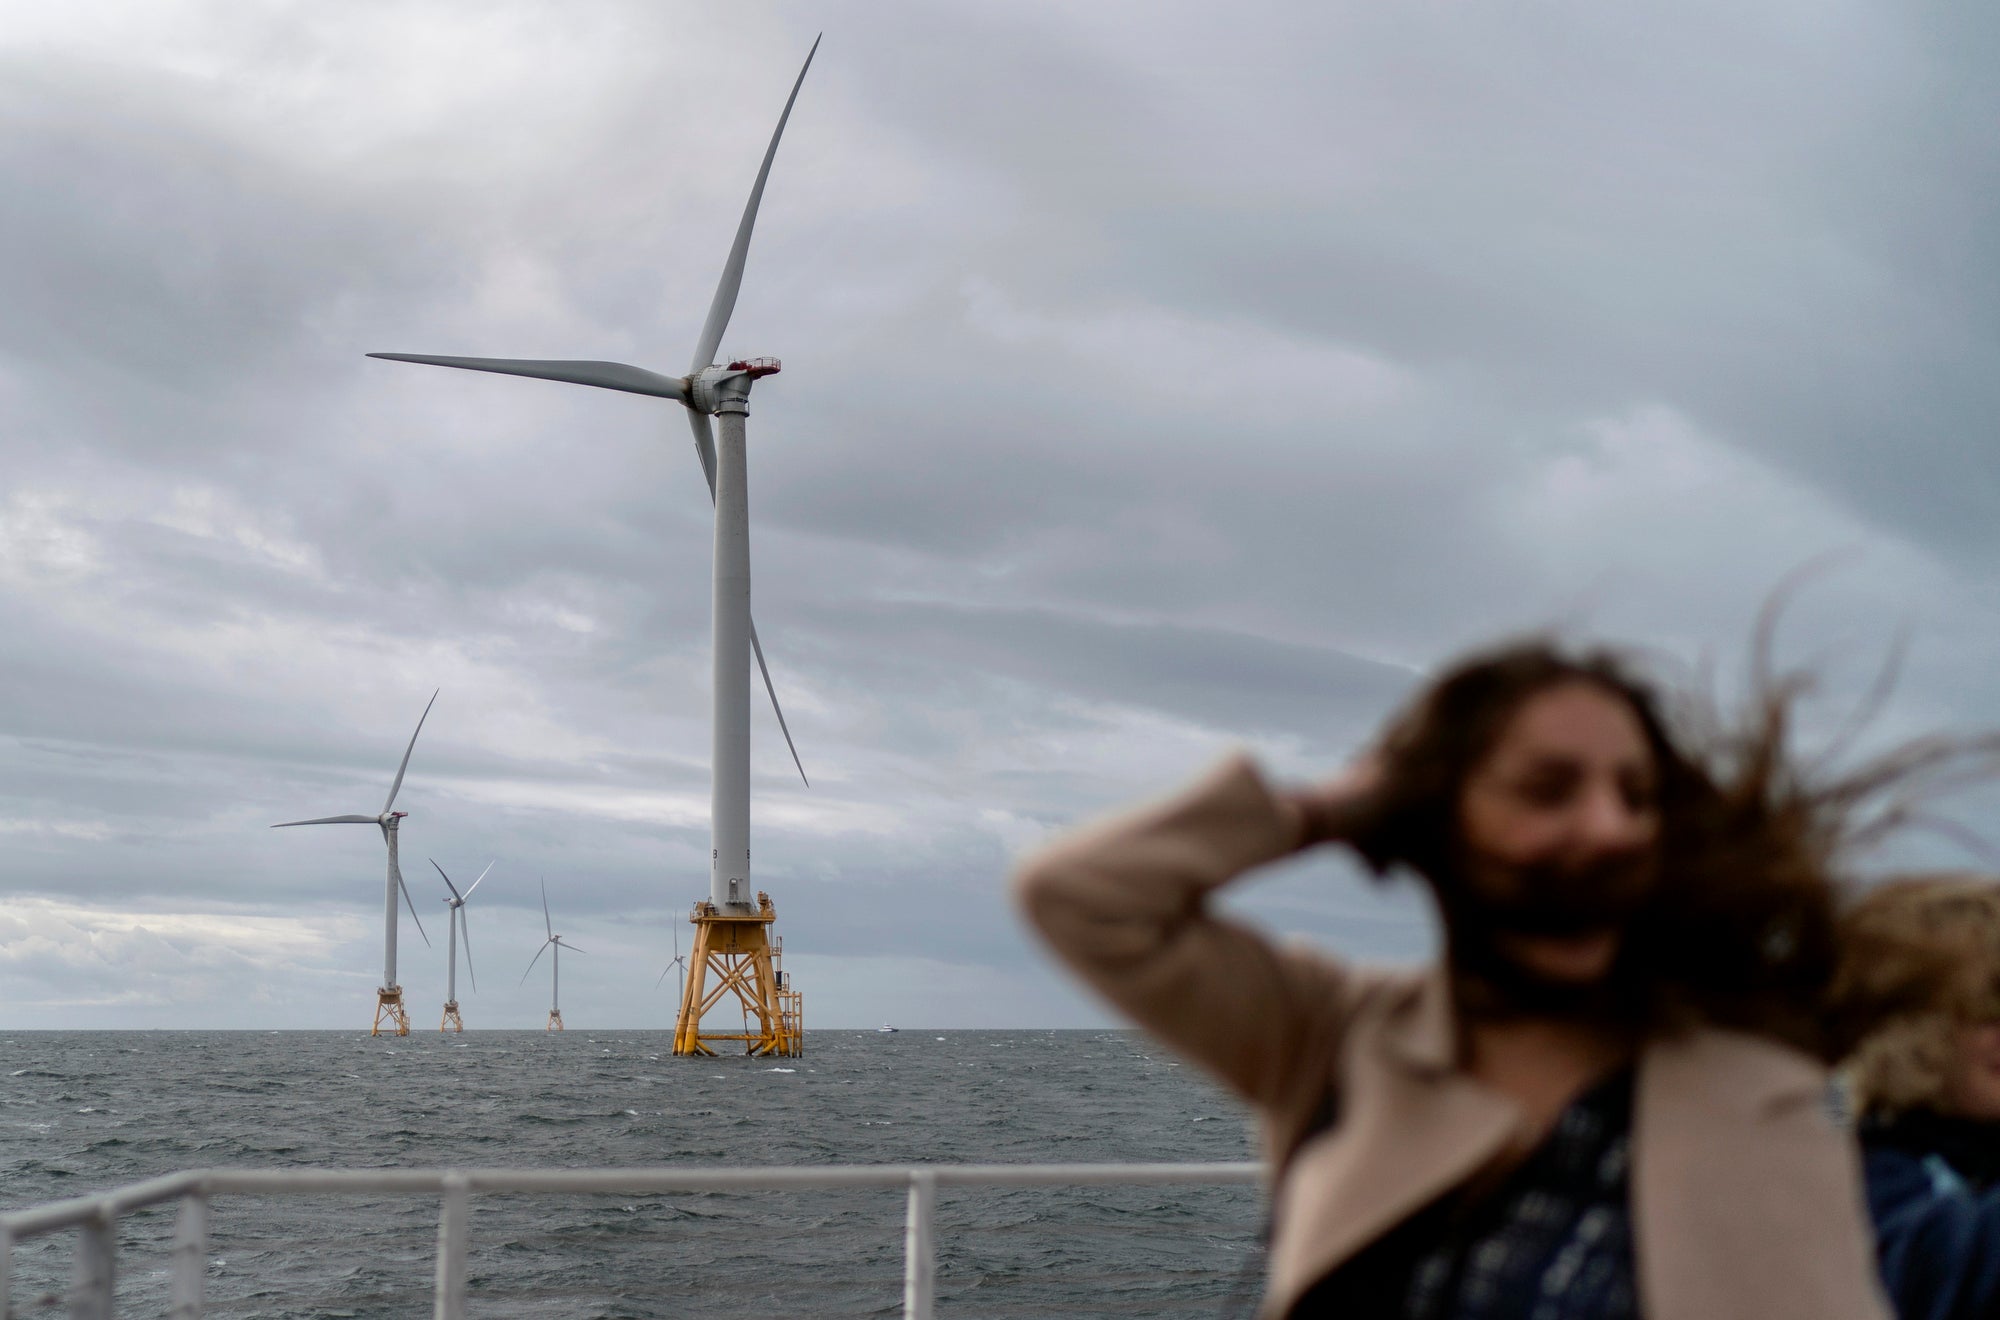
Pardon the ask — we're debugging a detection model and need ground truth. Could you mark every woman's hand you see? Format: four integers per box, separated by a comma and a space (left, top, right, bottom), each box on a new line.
1287, 759, 1384, 850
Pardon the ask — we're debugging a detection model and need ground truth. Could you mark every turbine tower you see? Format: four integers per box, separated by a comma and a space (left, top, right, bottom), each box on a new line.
273, 690, 438, 1036
370, 40, 821, 1058
522, 879, 583, 1032
432, 859, 492, 1032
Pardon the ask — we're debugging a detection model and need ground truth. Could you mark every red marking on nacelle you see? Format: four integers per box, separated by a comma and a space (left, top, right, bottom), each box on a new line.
728, 357, 782, 379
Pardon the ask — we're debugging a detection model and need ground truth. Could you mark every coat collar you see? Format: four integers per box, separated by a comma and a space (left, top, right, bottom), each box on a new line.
1376, 959, 1831, 1114
1375, 964, 1825, 1100
1381, 964, 1460, 1074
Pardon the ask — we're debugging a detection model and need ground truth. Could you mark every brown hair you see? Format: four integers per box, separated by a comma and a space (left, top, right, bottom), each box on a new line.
1831, 876, 2000, 1117
1347, 637, 1997, 1059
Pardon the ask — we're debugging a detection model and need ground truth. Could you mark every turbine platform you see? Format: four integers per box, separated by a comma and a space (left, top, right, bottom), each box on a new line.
546, 1009, 565, 1032
373, 987, 411, 1037
441, 1001, 463, 1032
672, 893, 804, 1057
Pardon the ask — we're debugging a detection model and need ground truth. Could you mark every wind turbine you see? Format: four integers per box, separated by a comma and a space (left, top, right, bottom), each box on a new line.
273, 690, 437, 1036
370, 41, 819, 1057
655, 924, 688, 996
432, 858, 492, 1032
522, 879, 583, 1032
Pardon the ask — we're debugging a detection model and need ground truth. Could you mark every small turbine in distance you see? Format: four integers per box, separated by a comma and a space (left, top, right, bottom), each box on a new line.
522, 878, 584, 1032
432, 859, 492, 1032
656, 924, 689, 996
273, 690, 437, 1037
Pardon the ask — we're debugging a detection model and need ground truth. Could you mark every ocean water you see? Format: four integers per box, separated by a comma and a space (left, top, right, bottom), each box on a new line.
0, 1030, 1262, 1317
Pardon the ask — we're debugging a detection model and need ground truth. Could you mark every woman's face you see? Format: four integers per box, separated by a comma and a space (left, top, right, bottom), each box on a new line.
1945, 1019, 2000, 1122
1456, 681, 1663, 985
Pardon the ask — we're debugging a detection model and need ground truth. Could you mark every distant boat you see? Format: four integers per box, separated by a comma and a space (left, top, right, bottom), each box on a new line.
877, 1024, 898, 1033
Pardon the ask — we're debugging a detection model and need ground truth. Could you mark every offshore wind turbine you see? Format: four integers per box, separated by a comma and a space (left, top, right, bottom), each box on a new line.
431, 859, 492, 1032
655, 924, 688, 996
522, 879, 583, 1032
273, 690, 437, 1036
371, 40, 820, 1058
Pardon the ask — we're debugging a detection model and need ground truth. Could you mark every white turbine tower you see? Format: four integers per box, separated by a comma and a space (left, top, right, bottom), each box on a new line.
522, 879, 583, 1033
273, 690, 438, 1036
371, 40, 819, 1058
432, 859, 492, 1033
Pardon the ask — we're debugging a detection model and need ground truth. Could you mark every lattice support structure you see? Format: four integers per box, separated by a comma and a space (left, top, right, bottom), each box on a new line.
546, 1009, 565, 1032
440, 1001, 463, 1033
673, 893, 804, 1057
372, 987, 410, 1037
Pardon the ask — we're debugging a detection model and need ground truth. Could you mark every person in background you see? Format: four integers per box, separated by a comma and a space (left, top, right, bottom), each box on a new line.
1013, 637, 1937, 1320
1832, 876, 2000, 1320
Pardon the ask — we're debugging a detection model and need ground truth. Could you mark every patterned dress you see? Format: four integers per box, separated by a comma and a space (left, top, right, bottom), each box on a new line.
1289, 1066, 1638, 1319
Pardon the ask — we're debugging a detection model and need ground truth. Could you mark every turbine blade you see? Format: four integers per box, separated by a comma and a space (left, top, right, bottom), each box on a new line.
655, 962, 674, 989
384, 689, 439, 814
687, 34, 820, 374
462, 860, 495, 900
520, 939, 550, 986
399, 870, 431, 948
431, 858, 464, 903
270, 814, 376, 827
367, 354, 687, 402
459, 907, 477, 993
560, 941, 588, 955
688, 409, 719, 500
541, 878, 552, 940
749, 618, 809, 787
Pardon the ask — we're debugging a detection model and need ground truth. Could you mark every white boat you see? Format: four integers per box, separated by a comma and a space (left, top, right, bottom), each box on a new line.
877, 1024, 898, 1033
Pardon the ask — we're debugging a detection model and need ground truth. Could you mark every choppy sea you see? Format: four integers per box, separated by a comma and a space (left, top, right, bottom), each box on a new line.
0, 1030, 1261, 1317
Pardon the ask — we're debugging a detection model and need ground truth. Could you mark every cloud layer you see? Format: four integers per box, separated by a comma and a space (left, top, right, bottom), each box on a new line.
2, 1, 1996, 1028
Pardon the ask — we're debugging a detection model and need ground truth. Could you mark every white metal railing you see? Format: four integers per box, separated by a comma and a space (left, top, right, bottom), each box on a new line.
0, 1161, 1264, 1319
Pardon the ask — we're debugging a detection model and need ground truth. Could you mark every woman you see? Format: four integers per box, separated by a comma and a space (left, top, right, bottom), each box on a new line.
1832, 877, 2000, 1320
1013, 639, 1894, 1320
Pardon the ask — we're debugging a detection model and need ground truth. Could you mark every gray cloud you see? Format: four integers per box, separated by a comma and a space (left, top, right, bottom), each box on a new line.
2, 2, 1997, 1029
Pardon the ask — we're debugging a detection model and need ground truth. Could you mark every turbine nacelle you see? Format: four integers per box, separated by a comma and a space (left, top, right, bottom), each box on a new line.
687, 361, 774, 416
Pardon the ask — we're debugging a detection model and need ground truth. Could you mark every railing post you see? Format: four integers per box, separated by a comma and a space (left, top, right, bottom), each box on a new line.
432, 1172, 470, 1320
168, 1193, 208, 1319
902, 1168, 936, 1320
2, 1225, 14, 1320
69, 1210, 114, 1320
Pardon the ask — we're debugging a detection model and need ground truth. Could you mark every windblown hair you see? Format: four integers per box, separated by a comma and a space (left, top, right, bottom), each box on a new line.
1830, 876, 2000, 1118
1345, 636, 1997, 1060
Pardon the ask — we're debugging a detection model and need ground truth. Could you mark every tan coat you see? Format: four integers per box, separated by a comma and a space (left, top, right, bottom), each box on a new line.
1012, 754, 1889, 1320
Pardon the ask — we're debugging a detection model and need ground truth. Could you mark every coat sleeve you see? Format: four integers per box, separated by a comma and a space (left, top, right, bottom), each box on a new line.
1866, 1149, 2000, 1320
1011, 752, 1364, 1112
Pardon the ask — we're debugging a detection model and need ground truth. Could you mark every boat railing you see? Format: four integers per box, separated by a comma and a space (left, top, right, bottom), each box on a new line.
0, 1160, 1265, 1319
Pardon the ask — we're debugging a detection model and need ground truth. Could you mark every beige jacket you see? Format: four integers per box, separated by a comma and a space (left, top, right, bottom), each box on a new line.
1012, 754, 1889, 1320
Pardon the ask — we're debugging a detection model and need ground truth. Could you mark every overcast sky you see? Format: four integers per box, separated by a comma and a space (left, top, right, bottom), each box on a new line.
2, 1, 1996, 1029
